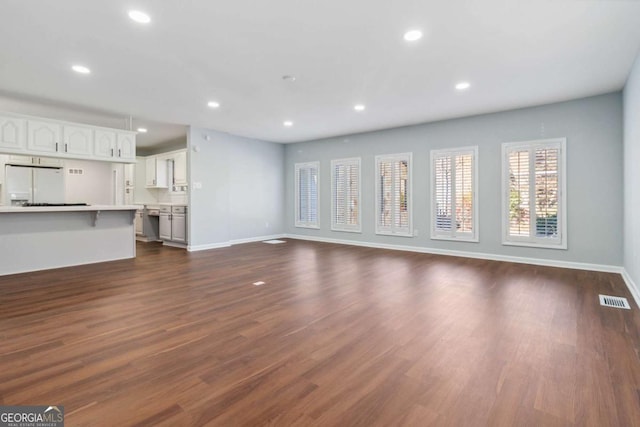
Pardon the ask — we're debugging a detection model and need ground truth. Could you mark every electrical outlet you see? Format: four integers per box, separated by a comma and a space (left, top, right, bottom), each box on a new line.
193, 181, 203, 189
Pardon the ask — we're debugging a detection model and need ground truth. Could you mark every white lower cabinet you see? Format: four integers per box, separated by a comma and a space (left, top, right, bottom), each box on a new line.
159, 208, 172, 240
135, 210, 144, 235
171, 211, 187, 243
158, 206, 187, 244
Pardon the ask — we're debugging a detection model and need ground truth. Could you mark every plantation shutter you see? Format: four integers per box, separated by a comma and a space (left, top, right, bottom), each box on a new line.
332, 158, 360, 232
431, 147, 477, 241
503, 138, 565, 248
376, 153, 412, 236
295, 162, 319, 228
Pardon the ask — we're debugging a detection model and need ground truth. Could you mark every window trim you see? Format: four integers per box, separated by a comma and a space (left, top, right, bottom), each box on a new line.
294, 161, 320, 229
331, 157, 362, 233
430, 146, 479, 242
501, 137, 567, 249
375, 152, 413, 237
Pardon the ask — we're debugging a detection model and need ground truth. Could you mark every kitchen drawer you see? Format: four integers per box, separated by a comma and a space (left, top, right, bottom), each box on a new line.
172, 206, 186, 214
147, 209, 160, 216
159, 206, 171, 213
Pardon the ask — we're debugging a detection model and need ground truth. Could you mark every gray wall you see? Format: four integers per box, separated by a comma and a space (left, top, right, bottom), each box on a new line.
284, 93, 624, 266
624, 51, 640, 295
187, 126, 285, 248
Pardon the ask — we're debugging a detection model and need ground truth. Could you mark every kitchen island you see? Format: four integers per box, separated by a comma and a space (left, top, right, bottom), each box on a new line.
0, 205, 140, 276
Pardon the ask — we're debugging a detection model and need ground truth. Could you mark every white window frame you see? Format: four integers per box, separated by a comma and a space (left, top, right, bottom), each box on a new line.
501, 138, 567, 249
295, 161, 320, 229
430, 146, 479, 242
375, 152, 413, 237
331, 157, 362, 233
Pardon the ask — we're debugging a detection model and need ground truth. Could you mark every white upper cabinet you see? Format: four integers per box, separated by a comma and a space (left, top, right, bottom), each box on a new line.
117, 133, 136, 161
173, 150, 188, 185
63, 125, 93, 156
146, 156, 168, 188
93, 130, 135, 161
0, 112, 136, 163
27, 120, 61, 154
124, 163, 135, 187
94, 130, 117, 159
0, 116, 26, 151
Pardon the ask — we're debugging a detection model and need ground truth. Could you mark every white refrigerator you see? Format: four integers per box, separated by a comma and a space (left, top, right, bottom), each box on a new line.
5, 165, 65, 205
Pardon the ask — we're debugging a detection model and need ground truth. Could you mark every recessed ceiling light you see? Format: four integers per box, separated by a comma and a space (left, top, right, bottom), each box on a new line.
403, 30, 423, 42
71, 65, 91, 74
283, 121, 293, 127
455, 81, 471, 90
128, 10, 151, 24
137, 128, 148, 133
354, 104, 366, 112
207, 101, 220, 108
282, 75, 296, 82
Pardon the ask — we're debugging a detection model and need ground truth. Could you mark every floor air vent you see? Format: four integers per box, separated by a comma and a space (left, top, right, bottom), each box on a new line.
599, 294, 631, 310
263, 240, 286, 244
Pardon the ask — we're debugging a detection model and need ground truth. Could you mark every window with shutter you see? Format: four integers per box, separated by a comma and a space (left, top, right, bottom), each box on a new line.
331, 157, 361, 232
431, 146, 478, 241
502, 138, 566, 249
295, 161, 320, 228
375, 153, 412, 236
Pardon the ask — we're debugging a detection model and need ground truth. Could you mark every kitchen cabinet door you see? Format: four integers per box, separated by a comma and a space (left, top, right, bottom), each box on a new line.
124, 163, 135, 187
63, 125, 93, 156
145, 156, 168, 188
145, 157, 157, 186
171, 214, 187, 243
159, 213, 172, 240
36, 157, 63, 167
135, 211, 144, 235
94, 130, 116, 159
173, 150, 188, 185
27, 120, 61, 154
117, 133, 136, 161
0, 116, 26, 152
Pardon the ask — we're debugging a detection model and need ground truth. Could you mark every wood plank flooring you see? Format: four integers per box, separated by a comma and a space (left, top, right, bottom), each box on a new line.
1, 239, 640, 426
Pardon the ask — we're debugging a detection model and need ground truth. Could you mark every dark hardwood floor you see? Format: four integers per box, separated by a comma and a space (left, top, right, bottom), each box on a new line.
1, 239, 640, 426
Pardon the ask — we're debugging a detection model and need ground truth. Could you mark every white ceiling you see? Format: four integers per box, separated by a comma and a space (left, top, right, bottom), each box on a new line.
1, 0, 640, 144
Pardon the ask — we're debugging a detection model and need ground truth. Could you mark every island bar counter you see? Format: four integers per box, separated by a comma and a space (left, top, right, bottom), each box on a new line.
0, 205, 139, 276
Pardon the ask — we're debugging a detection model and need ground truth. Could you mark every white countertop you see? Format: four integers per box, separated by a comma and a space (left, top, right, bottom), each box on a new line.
0, 204, 141, 213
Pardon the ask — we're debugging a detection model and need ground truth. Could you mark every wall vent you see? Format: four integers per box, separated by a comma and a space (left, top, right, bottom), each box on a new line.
599, 294, 631, 310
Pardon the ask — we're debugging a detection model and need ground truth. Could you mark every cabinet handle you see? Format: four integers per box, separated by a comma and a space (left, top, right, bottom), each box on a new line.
65, 143, 68, 152
153, 179, 156, 185
55, 142, 58, 151
119, 149, 122, 157
111, 148, 114, 157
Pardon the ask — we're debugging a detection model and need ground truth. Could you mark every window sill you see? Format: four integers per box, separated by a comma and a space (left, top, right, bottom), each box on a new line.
331, 227, 362, 233
295, 224, 320, 230
502, 240, 567, 250
431, 235, 479, 243
376, 230, 413, 238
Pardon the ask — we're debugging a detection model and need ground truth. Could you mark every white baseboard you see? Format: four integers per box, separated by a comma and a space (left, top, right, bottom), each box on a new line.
621, 269, 640, 310
163, 241, 187, 249
283, 233, 623, 274
229, 234, 286, 245
187, 234, 286, 252
187, 242, 231, 252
